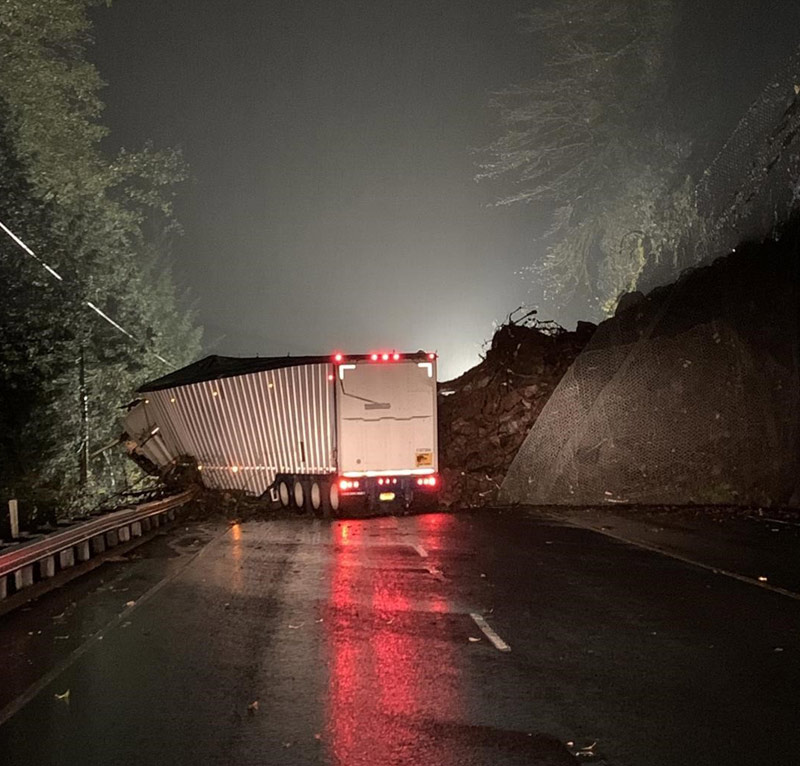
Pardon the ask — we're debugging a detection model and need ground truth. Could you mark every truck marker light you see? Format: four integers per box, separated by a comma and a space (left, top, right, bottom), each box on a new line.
428, 353, 436, 359
371, 353, 379, 361
382, 353, 389, 361
328, 374, 334, 381
393, 353, 400, 361
334, 353, 343, 362
231, 465, 239, 473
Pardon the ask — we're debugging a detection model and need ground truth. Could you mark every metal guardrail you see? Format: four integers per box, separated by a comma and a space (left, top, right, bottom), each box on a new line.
0, 489, 197, 601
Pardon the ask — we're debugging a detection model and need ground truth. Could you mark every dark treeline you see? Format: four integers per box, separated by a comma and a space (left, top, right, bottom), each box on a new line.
0, 1, 200, 522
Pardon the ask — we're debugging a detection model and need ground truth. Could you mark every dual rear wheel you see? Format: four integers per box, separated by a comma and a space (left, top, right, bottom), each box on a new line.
277, 477, 339, 516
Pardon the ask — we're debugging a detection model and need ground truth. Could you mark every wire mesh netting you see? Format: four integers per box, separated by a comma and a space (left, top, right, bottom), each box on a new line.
501, 50, 800, 507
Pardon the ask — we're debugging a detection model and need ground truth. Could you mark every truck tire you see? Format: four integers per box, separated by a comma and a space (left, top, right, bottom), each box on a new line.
278, 480, 291, 509
310, 480, 323, 513
327, 481, 340, 516
293, 480, 305, 511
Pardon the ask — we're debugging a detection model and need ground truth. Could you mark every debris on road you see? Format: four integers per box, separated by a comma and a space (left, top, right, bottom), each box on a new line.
247, 700, 259, 715
54, 690, 70, 703
438, 312, 595, 508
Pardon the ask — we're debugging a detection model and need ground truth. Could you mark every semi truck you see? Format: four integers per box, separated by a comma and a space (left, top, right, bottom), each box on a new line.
123, 350, 439, 514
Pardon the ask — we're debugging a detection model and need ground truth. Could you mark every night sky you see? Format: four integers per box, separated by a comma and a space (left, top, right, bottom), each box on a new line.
89, 1, 800, 380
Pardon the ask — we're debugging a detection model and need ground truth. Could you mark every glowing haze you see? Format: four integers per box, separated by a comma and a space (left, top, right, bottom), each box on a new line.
90, 0, 800, 381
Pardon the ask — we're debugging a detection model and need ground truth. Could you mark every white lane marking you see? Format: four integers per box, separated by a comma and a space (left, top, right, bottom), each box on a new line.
470, 613, 511, 652
411, 544, 428, 558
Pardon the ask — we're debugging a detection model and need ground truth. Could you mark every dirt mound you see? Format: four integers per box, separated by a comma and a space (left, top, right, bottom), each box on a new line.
438, 313, 596, 508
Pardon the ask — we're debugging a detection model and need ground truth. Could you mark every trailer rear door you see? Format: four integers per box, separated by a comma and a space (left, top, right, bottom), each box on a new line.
336, 359, 437, 475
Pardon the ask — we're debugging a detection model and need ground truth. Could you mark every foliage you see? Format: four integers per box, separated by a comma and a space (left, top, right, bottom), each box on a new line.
0, 1, 201, 518
480, 0, 694, 317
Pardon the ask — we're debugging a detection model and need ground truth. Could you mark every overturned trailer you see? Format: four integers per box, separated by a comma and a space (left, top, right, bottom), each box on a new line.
124, 352, 440, 514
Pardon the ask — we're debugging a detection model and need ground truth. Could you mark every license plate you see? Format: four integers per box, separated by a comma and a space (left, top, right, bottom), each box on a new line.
379, 492, 396, 502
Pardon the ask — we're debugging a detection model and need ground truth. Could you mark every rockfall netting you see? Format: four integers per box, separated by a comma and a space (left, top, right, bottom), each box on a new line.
500, 231, 800, 507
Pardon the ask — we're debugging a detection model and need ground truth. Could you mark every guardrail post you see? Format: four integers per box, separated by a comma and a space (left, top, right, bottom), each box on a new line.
59, 548, 75, 569
131, 521, 142, 538
77, 540, 91, 562
105, 529, 119, 547
8, 499, 19, 539
14, 565, 34, 590
118, 525, 131, 543
90, 535, 105, 555
141, 518, 152, 533
0, 575, 7, 600
40, 556, 55, 579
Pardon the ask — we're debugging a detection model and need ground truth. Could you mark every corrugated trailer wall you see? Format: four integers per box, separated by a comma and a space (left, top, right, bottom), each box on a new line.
133, 363, 336, 496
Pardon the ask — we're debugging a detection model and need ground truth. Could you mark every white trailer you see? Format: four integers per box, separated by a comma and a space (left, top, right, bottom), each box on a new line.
123, 351, 439, 514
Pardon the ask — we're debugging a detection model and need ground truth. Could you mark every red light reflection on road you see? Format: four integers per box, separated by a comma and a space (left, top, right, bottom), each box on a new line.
325, 517, 459, 765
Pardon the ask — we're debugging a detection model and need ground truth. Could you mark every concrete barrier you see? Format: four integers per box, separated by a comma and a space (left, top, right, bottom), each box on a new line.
118, 526, 131, 543
131, 521, 142, 538
91, 535, 106, 556
105, 529, 119, 547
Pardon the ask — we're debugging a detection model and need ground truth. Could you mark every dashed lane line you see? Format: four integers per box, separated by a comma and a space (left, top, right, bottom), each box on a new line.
411, 544, 428, 558
470, 613, 511, 652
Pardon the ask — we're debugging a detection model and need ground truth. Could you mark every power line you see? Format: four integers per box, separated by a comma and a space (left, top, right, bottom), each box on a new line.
0, 217, 172, 367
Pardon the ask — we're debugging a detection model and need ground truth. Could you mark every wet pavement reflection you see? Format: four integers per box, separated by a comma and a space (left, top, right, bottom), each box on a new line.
325, 515, 462, 766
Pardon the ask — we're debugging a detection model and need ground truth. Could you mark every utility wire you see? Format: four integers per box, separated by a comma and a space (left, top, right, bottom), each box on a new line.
0, 217, 172, 367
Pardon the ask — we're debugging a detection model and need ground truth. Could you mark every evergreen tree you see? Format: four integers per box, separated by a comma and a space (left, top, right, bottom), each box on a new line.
480, 0, 693, 316
0, 1, 200, 517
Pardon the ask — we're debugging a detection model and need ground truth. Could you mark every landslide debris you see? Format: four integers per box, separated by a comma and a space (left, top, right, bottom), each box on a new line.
438, 313, 596, 508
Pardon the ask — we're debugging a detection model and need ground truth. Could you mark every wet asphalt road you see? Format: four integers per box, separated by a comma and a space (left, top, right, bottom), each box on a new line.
0, 510, 798, 766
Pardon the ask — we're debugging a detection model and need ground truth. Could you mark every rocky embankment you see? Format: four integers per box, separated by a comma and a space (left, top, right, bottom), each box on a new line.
438, 317, 596, 508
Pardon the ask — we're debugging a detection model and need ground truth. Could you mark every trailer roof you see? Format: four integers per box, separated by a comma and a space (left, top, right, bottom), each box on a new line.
138, 352, 433, 392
